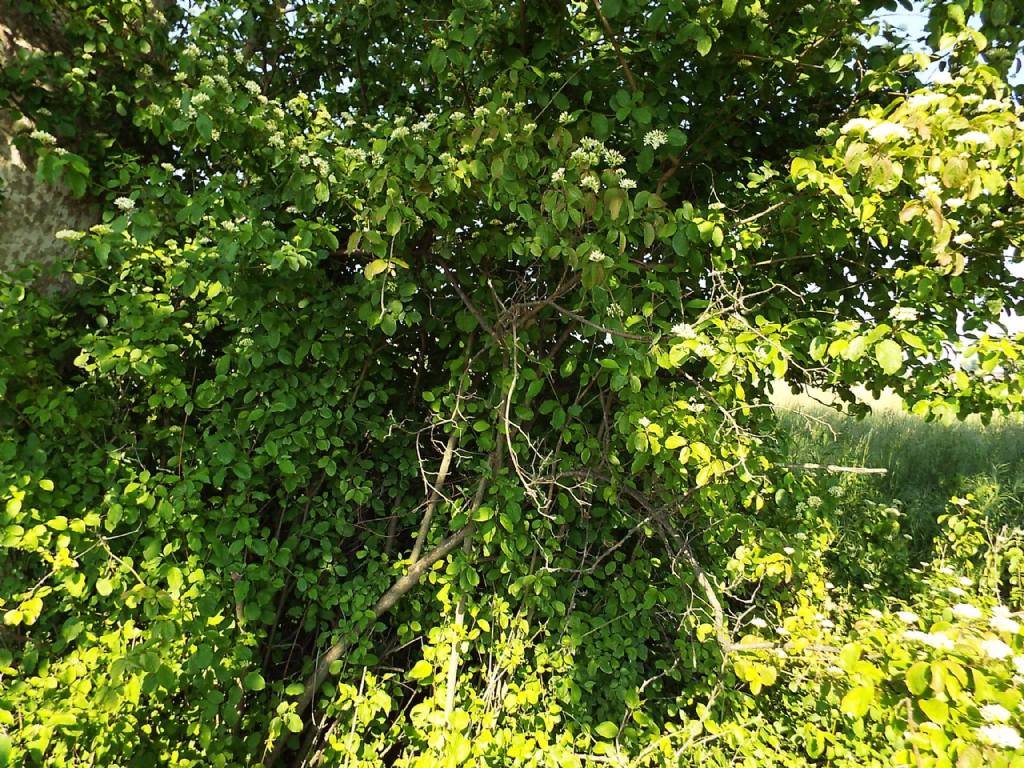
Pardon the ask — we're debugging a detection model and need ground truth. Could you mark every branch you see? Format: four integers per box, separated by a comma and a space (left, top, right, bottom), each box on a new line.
590, 0, 637, 93
262, 522, 474, 767
549, 303, 650, 342
782, 463, 888, 475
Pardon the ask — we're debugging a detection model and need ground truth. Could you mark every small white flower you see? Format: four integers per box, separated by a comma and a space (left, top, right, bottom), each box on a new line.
603, 148, 625, 167
113, 196, 136, 212
956, 131, 991, 146
783, 546, 796, 555
558, 111, 570, 124
244, 80, 261, 96
906, 93, 946, 109
776, 626, 790, 636
580, 174, 601, 192
827, 665, 845, 676
904, 630, 954, 650
643, 130, 668, 149
588, 249, 607, 263
619, 177, 637, 190
978, 724, 1023, 750
551, 167, 566, 184
897, 611, 920, 624
671, 323, 697, 339
952, 603, 982, 620
54, 229, 84, 242
30, 129, 57, 145
841, 117, 876, 135
868, 121, 912, 143
1012, 655, 1024, 675
947, 586, 966, 597
945, 197, 965, 210
990, 615, 1020, 634
820, 619, 835, 629
931, 71, 954, 86
977, 99, 1004, 113
750, 617, 768, 628
889, 306, 919, 323
958, 576, 974, 586
916, 174, 940, 188
980, 638, 1013, 659
981, 704, 1013, 723
637, 417, 651, 428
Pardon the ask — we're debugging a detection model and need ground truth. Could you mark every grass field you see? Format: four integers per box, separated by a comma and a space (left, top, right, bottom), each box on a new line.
772, 385, 1024, 557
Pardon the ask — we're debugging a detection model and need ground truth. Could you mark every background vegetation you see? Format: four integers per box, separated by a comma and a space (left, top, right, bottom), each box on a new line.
2, 1, 1024, 767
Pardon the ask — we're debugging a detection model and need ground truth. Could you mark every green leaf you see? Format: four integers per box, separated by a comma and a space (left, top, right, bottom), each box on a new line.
386, 208, 402, 237
364, 259, 389, 280
595, 721, 619, 740
874, 339, 903, 375
0, 733, 10, 767
918, 698, 948, 724
285, 713, 304, 733
840, 685, 873, 718
409, 660, 433, 680
166, 567, 183, 593
96, 578, 113, 597
244, 672, 266, 691
905, 661, 929, 696
196, 113, 213, 141
722, 0, 738, 18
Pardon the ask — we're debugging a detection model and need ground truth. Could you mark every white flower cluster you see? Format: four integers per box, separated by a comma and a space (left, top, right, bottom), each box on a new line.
956, 131, 991, 146
978, 724, 1022, 750
980, 704, 1012, 723
889, 306, 918, 323
671, 323, 698, 339
113, 196, 136, 212
905, 92, 946, 110
550, 167, 566, 184
840, 118, 912, 143
977, 99, 1004, 113
868, 121, 911, 143
30, 130, 57, 145
580, 174, 600, 192
896, 610, 920, 624
643, 129, 668, 149
903, 630, 954, 650
588, 249, 607, 263
55, 229, 85, 242
952, 603, 982, 620
980, 637, 1013, 659
917, 174, 942, 198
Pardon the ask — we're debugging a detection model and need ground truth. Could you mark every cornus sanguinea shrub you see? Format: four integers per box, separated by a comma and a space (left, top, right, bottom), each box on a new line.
1, 1, 1023, 766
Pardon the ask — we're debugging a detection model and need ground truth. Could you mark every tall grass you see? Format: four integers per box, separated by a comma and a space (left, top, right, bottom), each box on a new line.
772, 386, 1024, 556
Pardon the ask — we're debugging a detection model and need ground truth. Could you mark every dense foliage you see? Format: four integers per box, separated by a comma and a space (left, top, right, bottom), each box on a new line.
2, 0, 1024, 765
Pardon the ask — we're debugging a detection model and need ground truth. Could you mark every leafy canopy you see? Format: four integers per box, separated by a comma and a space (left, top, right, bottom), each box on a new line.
1, 0, 1023, 766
